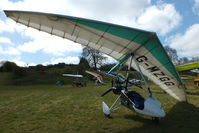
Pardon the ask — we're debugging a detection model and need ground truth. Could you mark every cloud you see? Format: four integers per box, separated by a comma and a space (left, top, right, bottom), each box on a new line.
1, 0, 181, 35
66, 0, 181, 35
43, 57, 80, 65
103, 55, 117, 64
0, 0, 68, 14
6, 47, 21, 55
11, 59, 28, 67
28, 62, 36, 66
0, 57, 26, 67
66, 0, 150, 19
0, 19, 15, 33
193, 0, 199, 14
166, 24, 199, 57
0, 46, 21, 55
0, 46, 2, 52
0, 37, 12, 44
136, 3, 181, 35
1, 0, 82, 56
0, 18, 26, 34
17, 28, 82, 56
0, 58, 38, 67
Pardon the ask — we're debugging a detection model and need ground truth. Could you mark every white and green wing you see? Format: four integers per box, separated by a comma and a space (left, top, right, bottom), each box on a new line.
4, 10, 187, 101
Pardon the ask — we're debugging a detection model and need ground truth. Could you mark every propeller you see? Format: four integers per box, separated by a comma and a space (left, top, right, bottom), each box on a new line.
101, 79, 114, 97
101, 88, 113, 97
125, 77, 129, 91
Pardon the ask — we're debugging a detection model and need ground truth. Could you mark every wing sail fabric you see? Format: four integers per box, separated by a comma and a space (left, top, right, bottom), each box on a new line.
4, 10, 186, 101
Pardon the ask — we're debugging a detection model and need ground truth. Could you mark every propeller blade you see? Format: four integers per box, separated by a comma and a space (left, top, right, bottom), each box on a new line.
125, 77, 129, 91
101, 88, 113, 97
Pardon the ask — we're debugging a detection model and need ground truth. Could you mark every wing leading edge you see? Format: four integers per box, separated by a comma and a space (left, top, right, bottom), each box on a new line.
4, 10, 187, 101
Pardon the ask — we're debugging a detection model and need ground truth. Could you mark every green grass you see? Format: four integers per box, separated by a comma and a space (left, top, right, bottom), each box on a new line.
176, 62, 199, 71
0, 72, 13, 85
0, 80, 199, 133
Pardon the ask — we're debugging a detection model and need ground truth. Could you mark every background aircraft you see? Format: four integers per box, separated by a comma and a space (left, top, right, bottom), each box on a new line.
176, 61, 199, 88
85, 70, 104, 85
62, 74, 86, 87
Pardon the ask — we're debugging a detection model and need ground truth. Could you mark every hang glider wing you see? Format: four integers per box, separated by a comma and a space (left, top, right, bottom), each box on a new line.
176, 62, 199, 73
85, 70, 104, 84
4, 10, 186, 101
62, 74, 83, 78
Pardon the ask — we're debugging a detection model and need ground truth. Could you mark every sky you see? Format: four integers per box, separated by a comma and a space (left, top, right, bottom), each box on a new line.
0, 0, 199, 67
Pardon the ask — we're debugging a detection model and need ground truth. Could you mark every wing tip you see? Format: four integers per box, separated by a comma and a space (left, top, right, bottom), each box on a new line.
3, 9, 16, 13
3, 10, 9, 16
3, 10, 18, 17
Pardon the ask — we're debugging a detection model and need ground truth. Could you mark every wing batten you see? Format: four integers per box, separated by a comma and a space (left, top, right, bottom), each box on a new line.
71, 20, 78, 36
72, 22, 130, 54
119, 33, 141, 53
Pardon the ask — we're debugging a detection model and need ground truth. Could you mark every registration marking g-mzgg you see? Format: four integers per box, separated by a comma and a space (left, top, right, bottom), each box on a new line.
136, 55, 175, 86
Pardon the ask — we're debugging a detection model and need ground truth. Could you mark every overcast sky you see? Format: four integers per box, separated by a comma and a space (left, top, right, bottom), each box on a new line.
0, 0, 199, 66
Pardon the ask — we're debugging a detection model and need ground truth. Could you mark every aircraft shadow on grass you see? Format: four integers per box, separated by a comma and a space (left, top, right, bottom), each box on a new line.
117, 102, 199, 133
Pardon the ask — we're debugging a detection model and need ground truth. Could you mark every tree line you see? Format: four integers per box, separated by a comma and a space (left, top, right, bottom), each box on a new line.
164, 45, 199, 66
0, 45, 198, 81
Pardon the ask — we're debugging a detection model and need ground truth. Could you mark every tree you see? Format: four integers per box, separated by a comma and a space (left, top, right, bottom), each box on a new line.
14, 67, 27, 77
2, 61, 18, 72
79, 57, 90, 68
81, 47, 107, 70
35, 64, 46, 72
77, 57, 90, 73
54, 63, 66, 68
164, 45, 178, 65
0, 61, 5, 72
191, 56, 199, 62
178, 57, 189, 65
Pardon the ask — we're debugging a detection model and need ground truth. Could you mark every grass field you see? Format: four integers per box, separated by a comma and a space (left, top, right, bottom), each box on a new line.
0, 80, 199, 133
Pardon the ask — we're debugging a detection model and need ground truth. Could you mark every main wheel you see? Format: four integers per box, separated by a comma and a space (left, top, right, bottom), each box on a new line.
104, 113, 112, 118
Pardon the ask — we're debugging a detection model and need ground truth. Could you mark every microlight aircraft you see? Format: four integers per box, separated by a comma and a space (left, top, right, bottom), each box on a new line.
176, 61, 199, 74
101, 56, 165, 122
4, 10, 187, 122
176, 61, 199, 88
62, 74, 86, 87
85, 70, 104, 84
